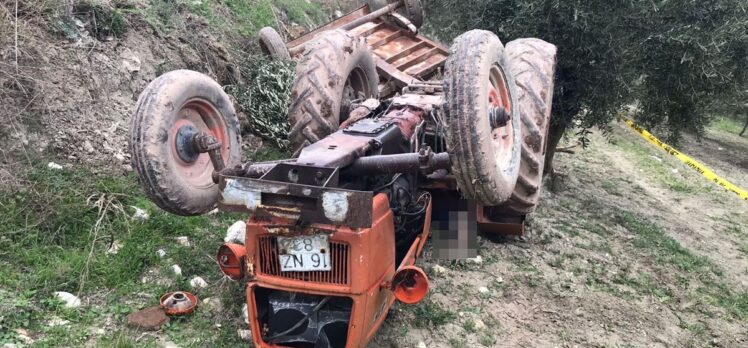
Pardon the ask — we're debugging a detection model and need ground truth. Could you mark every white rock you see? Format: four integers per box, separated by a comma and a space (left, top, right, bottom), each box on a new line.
3, 343, 18, 348
47, 317, 70, 327
496, 276, 504, 283
208, 208, 219, 215
237, 329, 252, 341
432, 265, 447, 275
162, 341, 179, 348
474, 319, 486, 330
718, 147, 724, 151
467, 255, 483, 264
671, 168, 678, 174
73, 18, 85, 28
334, 10, 343, 18
106, 240, 122, 255
171, 264, 182, 276
458, 311, 465, 317
114, 153, 126, 162
189, 276, 207, 289
84, 140, 94, 153
14, 328, 33, 344
225, 221, 246, 244
478, 286, 489, 294
47, 162, 64, 170
53, 291, 81, 308
242, 303, 249, 324
417, 341, 427, 348
175, 236, 191, 247
131, 206, 149, 221
156, 249, 167, 258
122, 56, 141, 72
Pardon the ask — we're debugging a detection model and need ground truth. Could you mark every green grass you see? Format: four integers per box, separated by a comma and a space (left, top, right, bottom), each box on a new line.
616, 138, 699, 194
0, 162, 247, 346
406, 297, 456, 328
711, 116, 745, 135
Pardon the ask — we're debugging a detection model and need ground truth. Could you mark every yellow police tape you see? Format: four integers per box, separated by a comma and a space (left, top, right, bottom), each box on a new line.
624, 119, 748, 201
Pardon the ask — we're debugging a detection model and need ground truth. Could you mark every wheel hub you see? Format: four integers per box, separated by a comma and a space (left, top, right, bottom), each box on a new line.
175, 125, 200, 163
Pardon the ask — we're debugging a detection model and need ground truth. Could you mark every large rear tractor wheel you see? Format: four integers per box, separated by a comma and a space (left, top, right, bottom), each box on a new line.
130, 70, 241, 216
287, 29, 378, 155
443, 30, 522, 206
499, 38, 557, 214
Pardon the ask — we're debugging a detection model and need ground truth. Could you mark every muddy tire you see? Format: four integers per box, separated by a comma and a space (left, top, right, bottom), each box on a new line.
401, 0, 424, 29
499, 39, 557, 214
443, 30, 522, 206
130, 70, 241, 216
258, 27, 290, 60
287, 29, 378, 154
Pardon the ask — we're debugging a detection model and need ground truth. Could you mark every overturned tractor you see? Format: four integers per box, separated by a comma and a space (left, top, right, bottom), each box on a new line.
130, 1, 557, 347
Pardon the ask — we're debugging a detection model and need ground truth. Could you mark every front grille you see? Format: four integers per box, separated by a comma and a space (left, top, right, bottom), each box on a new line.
258, 235, 350, 285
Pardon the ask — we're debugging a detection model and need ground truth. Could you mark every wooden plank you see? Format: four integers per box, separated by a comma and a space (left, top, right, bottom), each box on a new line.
287, 6, 369, 49
369, 30, 404, 49
385, 41, 428, 63
396, 47, 440, 71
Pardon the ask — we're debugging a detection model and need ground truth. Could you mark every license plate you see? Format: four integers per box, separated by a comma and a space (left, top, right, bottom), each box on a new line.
278, 235, 331, 272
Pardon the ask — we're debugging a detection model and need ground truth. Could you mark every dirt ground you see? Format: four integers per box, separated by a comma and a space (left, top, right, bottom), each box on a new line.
372, 122, 748, 348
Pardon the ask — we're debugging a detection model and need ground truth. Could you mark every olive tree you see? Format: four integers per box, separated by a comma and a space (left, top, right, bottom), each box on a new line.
424, 0, 748, 173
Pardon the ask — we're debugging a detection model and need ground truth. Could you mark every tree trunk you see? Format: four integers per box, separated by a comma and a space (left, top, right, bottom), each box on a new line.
543, 121, 568, 176
740, 114, 748, 136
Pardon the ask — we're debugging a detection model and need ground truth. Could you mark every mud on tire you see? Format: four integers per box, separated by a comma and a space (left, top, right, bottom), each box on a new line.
130, 70, 241, 216
500, 38, 557, 214
443, 30, 522, 206
287, 29, 378, 155
258, 27, 290, 60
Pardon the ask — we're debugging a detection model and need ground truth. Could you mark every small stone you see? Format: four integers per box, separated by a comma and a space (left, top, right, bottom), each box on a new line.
162, 341, 179, 348
84, 140, 94, 153
47, 162, 63, 170
171, 264, 182, 276
467, 255, 483, 264
432, 264, 447, 275
202, 297, 224, 313
53, 291, 81, 308
114, 153, 126, 162
334, 10, 343, 18
242, 303, 249, 324
458, 312, 465, 317
478, 286, 489, 294
47, 317, 70, 327
106, 240, 122, 255
237, 329, 252, 341
225, 221, 246, 244
15, 328, 33, 344
131, 206, 149, 221
189, 276, 207, 289
496, 276, 504, 283
671, 168, 678, 174
127, 306, 169, 331
156, 249, 167, 258
474, 319, 486, 330
718, 147, 724, 151
4, 343, 18, 348
417, 341, 427, 348
175, 236, 191, 247
122, 55, 141, 73
208, 208, 219, 215
649, 155, 663, 162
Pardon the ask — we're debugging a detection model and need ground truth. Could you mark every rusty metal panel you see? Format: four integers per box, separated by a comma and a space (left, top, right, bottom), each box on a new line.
219, 175, 374, 228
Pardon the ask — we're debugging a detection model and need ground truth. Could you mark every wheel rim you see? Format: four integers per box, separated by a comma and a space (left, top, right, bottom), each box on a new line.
487, 63, 515, 175
340, 67, 370, 122
168, 98, 230, 188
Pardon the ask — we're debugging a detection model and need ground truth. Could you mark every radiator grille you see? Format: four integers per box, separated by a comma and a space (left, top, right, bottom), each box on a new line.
258, 235, 350, 285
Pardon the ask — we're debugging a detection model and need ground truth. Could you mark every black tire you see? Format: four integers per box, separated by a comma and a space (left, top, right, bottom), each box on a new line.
287, 29, 378, 154
258, 27, 290, 60
443, 30, 522, 206
499, 39, 557, 214
130, 70, 241, 216
401, 0, 424, 29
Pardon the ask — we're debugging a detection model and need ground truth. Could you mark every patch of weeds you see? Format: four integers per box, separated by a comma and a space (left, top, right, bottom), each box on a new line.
616, 139, 698, 194
601, 180, 620, 195
74, 2, 128, 40
247, 144, 293, 162
710, 117, 744, 135
462, 319, 476, 333
478, 333, 497, 346
408, 298, 456, 328
617, 211, 715, 274
226, 57, 296, 149
449, 337, 468, 348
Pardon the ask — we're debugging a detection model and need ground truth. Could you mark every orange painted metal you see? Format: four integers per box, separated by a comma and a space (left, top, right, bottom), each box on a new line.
391, 266, 429, 304
244, 193, 433, 347
159, 291, 198, 315
217, 243, 246, 280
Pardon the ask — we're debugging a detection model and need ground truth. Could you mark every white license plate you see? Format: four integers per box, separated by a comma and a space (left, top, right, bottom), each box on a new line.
278, 235, 331, 272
